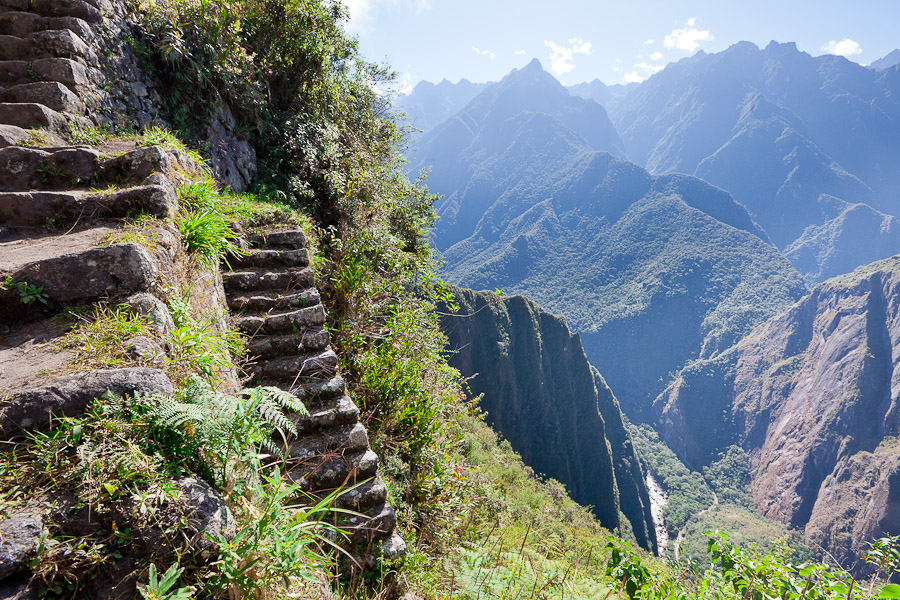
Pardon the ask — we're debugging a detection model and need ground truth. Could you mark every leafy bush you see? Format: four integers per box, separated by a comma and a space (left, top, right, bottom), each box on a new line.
178, 208, 243, 268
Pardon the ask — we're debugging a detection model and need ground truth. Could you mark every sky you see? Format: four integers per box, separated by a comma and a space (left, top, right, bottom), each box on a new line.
343, 0, 900, 92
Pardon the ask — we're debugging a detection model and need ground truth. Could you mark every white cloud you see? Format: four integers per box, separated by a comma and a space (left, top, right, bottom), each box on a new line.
345, 0, 431, 33
624, 71, 644, 83
622, 60, 665, 84
544, 37, 592, 76
515, 49, 526, 55
651, 51, 663, 61
821, 38, 863, 58
472, 46, 495, 59
664, 18, 714, 52
644, 39, 655, 45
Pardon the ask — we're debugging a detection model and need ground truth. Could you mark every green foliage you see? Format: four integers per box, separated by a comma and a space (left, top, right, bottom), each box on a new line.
138, 563, 193, 600
703, 445, 752, 507
15, 280, 48, 305
178, 208, 243, 269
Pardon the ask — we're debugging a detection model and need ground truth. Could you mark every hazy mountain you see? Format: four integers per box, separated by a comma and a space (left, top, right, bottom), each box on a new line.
410, 58, 625, 250
567, 79, 637, 112
610, 41, 900, 282
655, 255, 900, 569
870, 49, 900, 71
440, 286, 657, 552
395, 78, 488, 135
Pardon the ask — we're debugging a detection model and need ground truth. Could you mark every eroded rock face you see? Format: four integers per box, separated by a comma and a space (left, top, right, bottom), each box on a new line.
655, 256, 900, 569
0, 507, 42, 581
440, 286, 657, 552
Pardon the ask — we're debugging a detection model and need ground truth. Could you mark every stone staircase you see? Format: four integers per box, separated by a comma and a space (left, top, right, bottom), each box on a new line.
223, 231, 404, 566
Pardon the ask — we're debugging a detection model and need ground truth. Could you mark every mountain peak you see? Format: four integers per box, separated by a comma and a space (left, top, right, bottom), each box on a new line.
523, 57, 543, 72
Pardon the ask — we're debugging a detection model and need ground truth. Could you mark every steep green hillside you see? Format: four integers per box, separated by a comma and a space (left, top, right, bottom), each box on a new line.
443, 151, 806, 416
439, 287, 656, 552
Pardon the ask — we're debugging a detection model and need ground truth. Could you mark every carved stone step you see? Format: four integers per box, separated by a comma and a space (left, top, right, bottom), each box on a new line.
0, 145, 170, 191
0, 122, 26, 147
288, 448, 379, 492
0, 184, 177, 226
0, 0, 104, 24
0, 58, 93, 93
0, 102, 66, 131
228, 248, 310, 270
233, 304, 325, 335
343, 502, 396, 546
246, 229, 306, 250
0, 81, 85, 114
292, 375, 346, 404
246, 327, 330, 360
335, 475, 388, 512
287, 423, 369, 460
0, 230, 157, 324
0, 30, 95, 64
226, 288, 320, 312
0, 10, 93, 41
246, 348, 338, 381
221, 267, 314, 293
294, 394, 359, 433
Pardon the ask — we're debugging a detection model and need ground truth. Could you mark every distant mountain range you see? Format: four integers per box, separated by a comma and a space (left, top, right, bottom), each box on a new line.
395, 78, 488, 135
870, 49, 900, 71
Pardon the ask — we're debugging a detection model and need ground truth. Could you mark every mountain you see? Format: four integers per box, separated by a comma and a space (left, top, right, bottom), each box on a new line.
870, 49, 900, 71
567, 79, 637, 112
395, 78, 488, 135
610, 41, 900, 283
409, 58, 625, 250
440, 286, 657, 552
655, 255, 900, 569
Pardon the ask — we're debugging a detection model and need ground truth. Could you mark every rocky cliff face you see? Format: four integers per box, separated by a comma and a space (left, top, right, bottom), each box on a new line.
440, 287, 657, 552
656, 256, 900, 568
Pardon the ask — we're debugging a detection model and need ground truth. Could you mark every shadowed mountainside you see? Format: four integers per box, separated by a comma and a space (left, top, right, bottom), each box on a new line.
440, 286, 657, 552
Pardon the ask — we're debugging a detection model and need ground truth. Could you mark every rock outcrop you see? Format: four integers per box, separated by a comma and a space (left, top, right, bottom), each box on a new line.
656, 255, 900, 569
440, 287, 657, 553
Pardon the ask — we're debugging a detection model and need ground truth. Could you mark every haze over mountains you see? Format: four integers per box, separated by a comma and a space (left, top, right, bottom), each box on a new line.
405, 42, 900, 569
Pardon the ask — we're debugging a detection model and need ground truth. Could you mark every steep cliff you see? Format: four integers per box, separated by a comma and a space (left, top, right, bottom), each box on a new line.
440, 287, 657, 552
656, 255, 900, 568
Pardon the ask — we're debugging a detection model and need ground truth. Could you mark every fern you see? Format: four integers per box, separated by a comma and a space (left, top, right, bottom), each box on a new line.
146, 378, 307, 491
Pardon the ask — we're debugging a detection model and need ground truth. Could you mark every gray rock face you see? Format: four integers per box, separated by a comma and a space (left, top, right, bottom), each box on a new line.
205, 103, 256, 192
0, 82, 85, 114
381, 532, 407, 560
121, 293, 174, 336
0, 368, 173, 437
123, 335, 165, 363
0, 507, 42, 581
170, 477, 235, 559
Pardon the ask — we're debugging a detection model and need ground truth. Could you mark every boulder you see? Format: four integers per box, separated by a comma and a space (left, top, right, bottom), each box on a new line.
169, 477, 235, 559
120, 293, 174, 336
123, 336, 165, 363
0, 507, 42, 581
0, 368, 173, 437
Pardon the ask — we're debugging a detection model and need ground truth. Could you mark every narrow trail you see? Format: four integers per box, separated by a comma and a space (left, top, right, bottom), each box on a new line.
673, 490, 718, 562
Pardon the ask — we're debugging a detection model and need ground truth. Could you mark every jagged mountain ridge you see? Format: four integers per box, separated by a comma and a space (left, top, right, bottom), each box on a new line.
395, 78, 488, 135
440, 286, 657, 552
610, 41, 900, 283
655, 255, 900, 569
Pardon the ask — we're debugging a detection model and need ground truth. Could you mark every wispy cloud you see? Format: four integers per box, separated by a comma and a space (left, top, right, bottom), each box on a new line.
664, 17, 713, 53
644, 39, 655, 45
514, 49, 526, 55
651, 52, 663, 61
544, 37, 592, 76
345, 0, 431, 33
473, 46, 496, 59
623, 61, 665, 84
821, 38, 862, 58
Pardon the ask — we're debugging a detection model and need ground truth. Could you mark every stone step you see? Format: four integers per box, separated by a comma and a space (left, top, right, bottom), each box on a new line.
292, 375, 346, 404
233, 304, 325, 335
0, 145, 170, 191
335, 475, 389, 513
226, 287, 320, 312
246, 230, 307, 250
0, 81, 85, 114
0, 122, 26, 147
287, 422, 369, 460
288, 448, 379, 492
0, 101, 66, 131
228, 248, 310, 270
0, 184, 177, 226
293, 394, 359, 434
245, 326, 330, 360
0, 0, 103, 24
0, 11, 93, 41
0, 228, 157, 325
221, 267, 314, 293
343, 502, 396, 546
0, 58, 93, 94
246, 348, 339, 381
0, 30, 96, 65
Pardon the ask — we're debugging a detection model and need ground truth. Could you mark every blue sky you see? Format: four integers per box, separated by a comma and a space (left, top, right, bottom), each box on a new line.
344, 0, 900, 91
